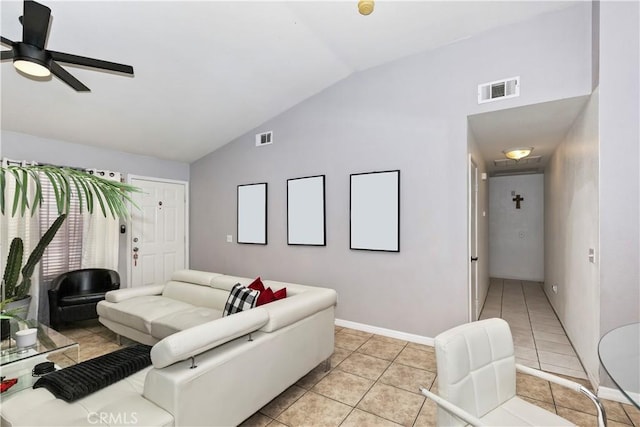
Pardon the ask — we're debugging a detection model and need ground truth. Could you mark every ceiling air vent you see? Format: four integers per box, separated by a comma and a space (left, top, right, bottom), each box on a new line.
255, 131, 273, 147
478, 76, 519, 104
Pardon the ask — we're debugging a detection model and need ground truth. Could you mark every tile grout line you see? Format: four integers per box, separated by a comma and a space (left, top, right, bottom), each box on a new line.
520, 280, 559, 415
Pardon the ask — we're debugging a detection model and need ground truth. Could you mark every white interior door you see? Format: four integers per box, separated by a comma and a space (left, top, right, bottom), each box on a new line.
129, 177, 187, 287
469, 158, 480, 320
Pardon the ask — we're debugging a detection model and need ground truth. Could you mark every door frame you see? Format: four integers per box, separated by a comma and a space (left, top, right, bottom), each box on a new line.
468, 155, 479, 321
126, 174, 190, 288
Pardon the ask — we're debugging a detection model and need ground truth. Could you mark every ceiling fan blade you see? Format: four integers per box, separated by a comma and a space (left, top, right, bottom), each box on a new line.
1, 36, 14, 46
50, 60, 90, 92
1, 50, 14, 60
22, 1, 51, 50
49, 51, 134, 75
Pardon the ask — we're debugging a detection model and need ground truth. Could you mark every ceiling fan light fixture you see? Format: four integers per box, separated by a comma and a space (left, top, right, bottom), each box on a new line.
14, 58, 50, 77
503, 147, 533, 161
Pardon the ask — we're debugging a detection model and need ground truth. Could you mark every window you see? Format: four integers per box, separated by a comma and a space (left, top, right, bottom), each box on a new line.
39, 173, 84, 282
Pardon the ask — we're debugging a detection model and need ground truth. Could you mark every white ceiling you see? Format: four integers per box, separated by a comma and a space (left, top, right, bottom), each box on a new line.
468, 95, 590, 176
1, 1, 574, 163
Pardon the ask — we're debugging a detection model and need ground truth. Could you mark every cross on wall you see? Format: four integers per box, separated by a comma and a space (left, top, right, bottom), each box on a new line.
513, 194, 524, 209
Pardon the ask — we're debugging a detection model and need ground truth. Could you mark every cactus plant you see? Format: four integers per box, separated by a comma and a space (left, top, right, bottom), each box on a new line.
2, 238, 23, 301
1, 214, 67, 309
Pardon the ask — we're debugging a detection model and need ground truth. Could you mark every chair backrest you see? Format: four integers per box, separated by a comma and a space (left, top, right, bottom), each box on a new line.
54, 268, 120, 297
434, 318, 516, 426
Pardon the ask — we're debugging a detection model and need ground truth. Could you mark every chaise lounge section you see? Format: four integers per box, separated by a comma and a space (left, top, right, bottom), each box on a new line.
1, 270, 337, 426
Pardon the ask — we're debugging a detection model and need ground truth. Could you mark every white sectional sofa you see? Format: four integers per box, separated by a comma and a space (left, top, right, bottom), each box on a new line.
1, 270, 337, 426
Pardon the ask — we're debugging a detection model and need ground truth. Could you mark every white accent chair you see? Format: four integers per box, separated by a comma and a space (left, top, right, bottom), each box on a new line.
420, 318, 607, 427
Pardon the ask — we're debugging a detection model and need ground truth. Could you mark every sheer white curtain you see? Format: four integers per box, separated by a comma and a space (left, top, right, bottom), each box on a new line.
1, 159, 41, 320
81, 169, 121, 270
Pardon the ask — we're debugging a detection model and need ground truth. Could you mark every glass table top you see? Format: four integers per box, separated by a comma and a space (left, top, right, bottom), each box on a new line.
0, 321, 78, 397
1, 321, 77, 366
598, 322, 640, 409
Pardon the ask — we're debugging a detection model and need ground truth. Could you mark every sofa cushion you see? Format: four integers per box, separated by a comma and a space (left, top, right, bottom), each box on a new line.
162, 281, 229, 310
105, 284, 165, 303
59, 292, 107, 307
170, 269, 223, 286
151, 307, 223, 339
210, 275, 254, 292
1, 367, 174, 427
97, 296, 193, 334
223, 284, 259, 316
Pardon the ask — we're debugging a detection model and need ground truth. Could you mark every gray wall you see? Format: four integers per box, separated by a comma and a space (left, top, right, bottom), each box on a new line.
189, 4, 593, 338
489, 174, 545, 282
598, 1, 640, 386
1, 130, 190, 285
544, 90, 600, 385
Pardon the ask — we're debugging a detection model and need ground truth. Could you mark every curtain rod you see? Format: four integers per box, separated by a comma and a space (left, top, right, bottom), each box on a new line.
4, 159, 88, 172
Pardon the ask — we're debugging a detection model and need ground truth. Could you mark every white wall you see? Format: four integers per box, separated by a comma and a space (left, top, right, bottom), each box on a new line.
189, 4, 592, 338
489, 174, 544, 281
545, 90, 600, 386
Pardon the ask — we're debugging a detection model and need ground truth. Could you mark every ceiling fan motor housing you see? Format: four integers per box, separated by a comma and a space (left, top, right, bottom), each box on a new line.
13, 42, 52, 69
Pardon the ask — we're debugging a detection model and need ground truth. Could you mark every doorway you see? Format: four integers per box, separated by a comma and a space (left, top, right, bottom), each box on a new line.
127, 176, 189, 287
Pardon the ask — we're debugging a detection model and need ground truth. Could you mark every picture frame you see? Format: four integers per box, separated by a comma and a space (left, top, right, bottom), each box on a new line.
237, 182, 267, 245
350, 170, 400, 252
287, 175, 326, 246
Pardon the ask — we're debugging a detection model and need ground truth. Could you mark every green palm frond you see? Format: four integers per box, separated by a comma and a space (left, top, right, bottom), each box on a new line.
0, 165, 141, 219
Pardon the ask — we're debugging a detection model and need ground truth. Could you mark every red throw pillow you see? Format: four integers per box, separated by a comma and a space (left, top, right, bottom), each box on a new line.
256, 287, 276, 306
273, 287, 287, 300
248, 277, 265, 292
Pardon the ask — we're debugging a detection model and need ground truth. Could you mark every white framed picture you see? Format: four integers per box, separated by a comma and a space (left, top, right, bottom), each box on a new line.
237, 182, 267, 245
287, 175, 326, 246
350, 170, 400, 252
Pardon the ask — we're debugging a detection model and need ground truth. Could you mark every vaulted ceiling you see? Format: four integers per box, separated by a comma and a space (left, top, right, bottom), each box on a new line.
1, 1, 573, 162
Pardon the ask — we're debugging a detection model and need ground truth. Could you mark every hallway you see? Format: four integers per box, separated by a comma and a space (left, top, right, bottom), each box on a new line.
479, 278, 587, 379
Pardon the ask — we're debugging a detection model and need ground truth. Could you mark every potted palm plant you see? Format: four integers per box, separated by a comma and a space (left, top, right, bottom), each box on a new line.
0, 164, 139, 329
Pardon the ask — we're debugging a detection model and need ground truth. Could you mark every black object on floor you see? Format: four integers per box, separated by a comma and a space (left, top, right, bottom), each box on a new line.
33, 343, 151, 402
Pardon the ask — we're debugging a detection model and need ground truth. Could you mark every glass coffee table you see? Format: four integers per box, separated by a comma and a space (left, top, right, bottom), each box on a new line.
0, 322, 78, 397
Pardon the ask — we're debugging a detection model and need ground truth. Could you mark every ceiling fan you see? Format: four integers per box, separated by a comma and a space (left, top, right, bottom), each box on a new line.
0, 0, 134, 92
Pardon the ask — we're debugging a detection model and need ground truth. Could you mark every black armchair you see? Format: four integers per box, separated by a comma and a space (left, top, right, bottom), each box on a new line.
48, 268, 120, 330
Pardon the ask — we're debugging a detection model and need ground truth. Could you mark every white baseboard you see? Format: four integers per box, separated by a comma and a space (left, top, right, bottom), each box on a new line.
335, 318, 434, 346
598, 386, 639, 405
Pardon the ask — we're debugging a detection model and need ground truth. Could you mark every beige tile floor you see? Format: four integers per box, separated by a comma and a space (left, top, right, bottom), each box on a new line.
60, 319, 640, 427
479, 278, 588, 379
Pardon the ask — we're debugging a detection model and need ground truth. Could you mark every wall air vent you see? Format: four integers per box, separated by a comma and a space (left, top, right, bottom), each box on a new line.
478, 76, 520, 104
255, 131, 273, 147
